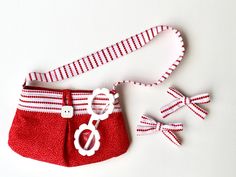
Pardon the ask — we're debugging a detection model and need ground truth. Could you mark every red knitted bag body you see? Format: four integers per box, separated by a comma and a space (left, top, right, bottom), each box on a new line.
8, 25, 185, 167
9, 87, 129, 167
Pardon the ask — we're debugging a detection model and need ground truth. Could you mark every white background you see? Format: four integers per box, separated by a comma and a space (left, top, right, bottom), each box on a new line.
0, 0, 236, 177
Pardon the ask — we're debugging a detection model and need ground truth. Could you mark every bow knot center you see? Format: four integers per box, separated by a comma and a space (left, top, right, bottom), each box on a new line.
181, 96, 191, 105
156, 122, 163, 131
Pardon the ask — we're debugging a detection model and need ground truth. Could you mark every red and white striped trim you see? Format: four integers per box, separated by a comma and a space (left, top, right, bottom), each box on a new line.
25, 25, 185, 90
160, 87, 210, 119
137, 115, 183, 146
18, 89, 121, 114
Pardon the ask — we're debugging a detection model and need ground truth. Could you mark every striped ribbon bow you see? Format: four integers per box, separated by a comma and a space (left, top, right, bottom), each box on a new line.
160, 88, 210, 119
137, 115, 183, 146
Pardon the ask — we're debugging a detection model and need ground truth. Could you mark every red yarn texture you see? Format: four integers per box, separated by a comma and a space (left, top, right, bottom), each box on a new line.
8, 110, 130, 167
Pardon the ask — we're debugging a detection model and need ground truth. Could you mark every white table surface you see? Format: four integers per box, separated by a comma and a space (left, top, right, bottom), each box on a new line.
0, 0, 236, 177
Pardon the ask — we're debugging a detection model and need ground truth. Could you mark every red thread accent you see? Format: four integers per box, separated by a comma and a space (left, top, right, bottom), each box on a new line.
58, 68, 64, 80
101, 49, 109, 62
68, 64, 74, 77
49, 72, 53, 82
106, 47, 113, 60
126, 39, 133, 52
116, 43, 123, 56
167, 91, 178, 98
91, 54, 99, 67
53, 70, 59, 81
82, 58, 89, 71
167, 131, 181, 145
19, 104, 61, 110
141, 32, 147, 44
97, 51, 104, 65
73, 62, 79, 75
63, 66, 69, 78
19, 99, 61, 105
150, 28, 154, 37
78, 60, 84, 73
20, 94, 61, 99
111, 45, 118, 58
137, 128, 156, 132
39, 73, 43, 82
135, 34, 142, 47
146, 30, 151, 41
34, 72, 38, 80
87, 56, 94, 69
191, 95, 210, 102
131, 36, 138, 49
121, 40, 128, 54
44, 73, 48, 82
192, 103, 208, 115
29, 73, 33, 81
140, 121, 156, 126
169, 88, 183, 97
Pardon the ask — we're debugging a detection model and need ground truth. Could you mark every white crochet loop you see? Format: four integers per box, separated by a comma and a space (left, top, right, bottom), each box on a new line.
74, 124, 100, 156
87, 88, 115, 121
74, 88, 116, 156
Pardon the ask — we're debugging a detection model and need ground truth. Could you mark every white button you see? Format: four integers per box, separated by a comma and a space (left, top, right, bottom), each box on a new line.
61, 106, 74, 118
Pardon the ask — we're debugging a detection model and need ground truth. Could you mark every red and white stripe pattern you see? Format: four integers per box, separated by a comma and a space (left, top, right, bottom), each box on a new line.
18, 89, 121, 114
25, 25, 185, 90
137, 115, 183, 146
160, 88, 210, 119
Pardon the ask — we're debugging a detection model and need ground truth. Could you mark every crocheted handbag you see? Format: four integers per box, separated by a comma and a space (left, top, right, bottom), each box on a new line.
8, 25, 185, 167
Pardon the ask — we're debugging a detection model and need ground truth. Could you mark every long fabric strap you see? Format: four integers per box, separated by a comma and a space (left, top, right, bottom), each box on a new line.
25, 25, 185, 90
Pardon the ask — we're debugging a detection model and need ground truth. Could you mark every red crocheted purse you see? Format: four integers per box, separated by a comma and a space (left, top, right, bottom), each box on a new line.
8, 25, 185, 167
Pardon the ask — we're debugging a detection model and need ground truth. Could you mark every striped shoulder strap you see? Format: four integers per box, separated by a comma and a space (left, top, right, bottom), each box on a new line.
25, 25, 185, 90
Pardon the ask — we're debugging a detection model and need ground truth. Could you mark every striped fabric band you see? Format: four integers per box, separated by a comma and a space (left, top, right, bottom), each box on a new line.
25, 25, 185, 90
18, 89, 121, 114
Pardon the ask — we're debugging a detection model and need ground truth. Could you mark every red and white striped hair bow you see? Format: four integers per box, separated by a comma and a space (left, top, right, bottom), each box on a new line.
160, 87, 210, 119
137, 115, 183, 146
